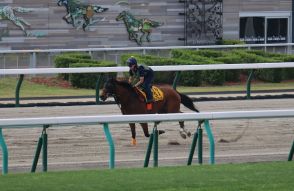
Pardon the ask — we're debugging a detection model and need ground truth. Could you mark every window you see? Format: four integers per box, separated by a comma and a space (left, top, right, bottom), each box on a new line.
266, 18, 287, 43
240, 17, 265, 44
239, 12, 290, 44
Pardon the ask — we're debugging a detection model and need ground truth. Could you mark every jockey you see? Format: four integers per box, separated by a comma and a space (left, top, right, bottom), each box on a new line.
127, 57, 154, 111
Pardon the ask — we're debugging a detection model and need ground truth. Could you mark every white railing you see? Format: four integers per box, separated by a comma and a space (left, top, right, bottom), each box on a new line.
0, 43, 293, 69
1, 109, 294, 175
1, 62, 294, 75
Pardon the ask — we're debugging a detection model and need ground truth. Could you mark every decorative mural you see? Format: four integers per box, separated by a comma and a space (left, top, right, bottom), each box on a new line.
0, 6, 33, 36
184, 0, 223, 45
116, 11, 163, 45
57, 0, 108, 31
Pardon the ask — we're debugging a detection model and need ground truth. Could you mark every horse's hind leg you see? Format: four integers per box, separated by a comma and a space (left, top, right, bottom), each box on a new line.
179, 121, 191, 139
129, 123, 137, 145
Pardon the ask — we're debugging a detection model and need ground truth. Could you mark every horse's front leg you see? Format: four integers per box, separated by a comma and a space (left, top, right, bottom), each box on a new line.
129, 123, 137, 145
140, 123, 150, 138
179, 121, 191, 139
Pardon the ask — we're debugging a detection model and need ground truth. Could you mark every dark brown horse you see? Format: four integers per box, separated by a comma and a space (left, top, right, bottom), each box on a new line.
100, 78, 201, 145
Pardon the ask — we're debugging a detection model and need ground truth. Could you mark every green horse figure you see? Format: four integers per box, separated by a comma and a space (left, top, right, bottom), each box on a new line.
116, 11, 163, 45
0, 6, 33, 36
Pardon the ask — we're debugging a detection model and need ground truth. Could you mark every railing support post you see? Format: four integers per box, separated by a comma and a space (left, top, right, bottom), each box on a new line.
153, 126, 159, 167
172, 71, 181, 90
198, 128, 203, 164
144, 133, 154, 167
187, 127, 199, 165
103, 123, 115, 169
42, 125, 48, 172
95, 74, 103, 104
246, 70, 254, 99
31, 136, 43, 172
288, 140, 294, 161
15, 74, 24, 107
204, 120, 215, 164
0, 128, 8, 175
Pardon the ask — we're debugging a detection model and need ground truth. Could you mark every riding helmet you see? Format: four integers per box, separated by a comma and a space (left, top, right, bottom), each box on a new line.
127, 57, 137, 67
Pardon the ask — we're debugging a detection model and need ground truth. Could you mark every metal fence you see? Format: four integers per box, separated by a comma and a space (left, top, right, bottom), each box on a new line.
0, 43, 294, 71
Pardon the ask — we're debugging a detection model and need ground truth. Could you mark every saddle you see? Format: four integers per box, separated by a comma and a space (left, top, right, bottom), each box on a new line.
134, 86, 164, 102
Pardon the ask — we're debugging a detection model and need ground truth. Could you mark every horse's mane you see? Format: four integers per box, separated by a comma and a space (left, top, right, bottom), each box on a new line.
114, 80, 138, 97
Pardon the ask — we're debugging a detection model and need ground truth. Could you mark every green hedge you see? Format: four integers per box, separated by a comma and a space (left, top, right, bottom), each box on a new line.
54, 53, 116, 89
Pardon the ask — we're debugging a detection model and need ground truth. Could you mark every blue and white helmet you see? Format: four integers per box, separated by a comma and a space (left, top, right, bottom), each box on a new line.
127, 57, 137, 67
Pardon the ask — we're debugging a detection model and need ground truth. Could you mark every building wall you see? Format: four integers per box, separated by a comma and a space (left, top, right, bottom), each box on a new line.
0, 0, 292, 50
0, 0, 186, 50
223, 0, 292, 40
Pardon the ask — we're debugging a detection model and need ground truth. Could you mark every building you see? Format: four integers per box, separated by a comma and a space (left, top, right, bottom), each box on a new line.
0, 0, 292, 50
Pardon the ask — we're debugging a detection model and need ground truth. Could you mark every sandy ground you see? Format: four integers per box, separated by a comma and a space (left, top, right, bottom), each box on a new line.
0, 98, 294, 173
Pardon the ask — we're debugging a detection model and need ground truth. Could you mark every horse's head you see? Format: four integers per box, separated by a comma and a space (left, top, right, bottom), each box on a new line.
116, 11, 127, 21
93, 6, 109, 13
100, 78, 116, 101
57, 0, 67, 6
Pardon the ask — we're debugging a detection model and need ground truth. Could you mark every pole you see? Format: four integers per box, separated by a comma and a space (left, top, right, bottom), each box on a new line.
144, 133, 154, 167
15, 74, 24, 107
0, 128, 8, 175
103, 123, 115, 169
153, 127, 158, 167
187, 128, 198, 165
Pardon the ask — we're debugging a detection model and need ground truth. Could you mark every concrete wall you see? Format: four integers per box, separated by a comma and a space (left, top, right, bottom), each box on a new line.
0, 0, 185, 50
0, 0, 292, 50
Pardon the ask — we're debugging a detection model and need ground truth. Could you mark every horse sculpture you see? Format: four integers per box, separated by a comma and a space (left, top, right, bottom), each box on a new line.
116, 11, 163, 45
0, 6, 33, 36
100, 78, 202, 145
57, 0, 108, 31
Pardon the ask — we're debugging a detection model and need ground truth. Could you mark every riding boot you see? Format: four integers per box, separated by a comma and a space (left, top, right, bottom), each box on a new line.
146, 102, 153, 111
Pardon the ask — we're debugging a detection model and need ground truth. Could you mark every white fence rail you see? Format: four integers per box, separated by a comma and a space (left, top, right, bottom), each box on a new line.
1, 109, 294, 175
1, 62, 294, 75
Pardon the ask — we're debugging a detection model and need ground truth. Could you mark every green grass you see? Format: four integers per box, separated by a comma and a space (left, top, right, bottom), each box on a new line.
0, 162, 293, 191
0, 77, 94, 98
0, 77, 293, 98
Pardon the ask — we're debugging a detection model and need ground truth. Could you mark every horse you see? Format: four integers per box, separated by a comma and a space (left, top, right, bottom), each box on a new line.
116, 11, 163, 45
57, 0, 108, 31
100, 78, 202, 145
0, 6, 33, 36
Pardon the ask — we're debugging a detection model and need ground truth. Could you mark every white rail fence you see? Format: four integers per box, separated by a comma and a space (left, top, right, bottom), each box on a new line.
1, 109, 294, 175
0, 43, 294, 69
1, 62, 294, 106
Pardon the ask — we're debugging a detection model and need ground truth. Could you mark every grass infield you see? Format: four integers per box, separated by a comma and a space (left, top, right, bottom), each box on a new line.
0, 161, 293, 191
1, 77, 293, 98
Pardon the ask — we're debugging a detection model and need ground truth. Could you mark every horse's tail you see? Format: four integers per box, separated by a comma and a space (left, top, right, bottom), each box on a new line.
178, 92, 199, 113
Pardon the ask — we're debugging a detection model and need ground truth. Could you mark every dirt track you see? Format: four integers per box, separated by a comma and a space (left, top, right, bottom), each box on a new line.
0, 98, 294, 173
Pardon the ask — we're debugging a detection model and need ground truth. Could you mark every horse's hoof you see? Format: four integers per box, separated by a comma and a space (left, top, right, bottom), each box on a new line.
179, 131, 187, 139
131, 138, 137, 146
187, 131, 191, 137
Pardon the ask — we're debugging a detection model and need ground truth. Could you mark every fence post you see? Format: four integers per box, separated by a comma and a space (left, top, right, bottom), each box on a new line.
172, 71, 181, 90
103, 123, 115, 169
204, 120, 215, 164
144, 133, 154, 167
153, 127, 159, 167
42, 125, 49, 172
198, 128, 203, 164
246, 70, 254, 99
187, 128, 199, 165
95, 74, 103, 104
0, 128, 8, 175
288, 140, 294, 161
15, 74, 24, 107
31, 136, 43, 172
